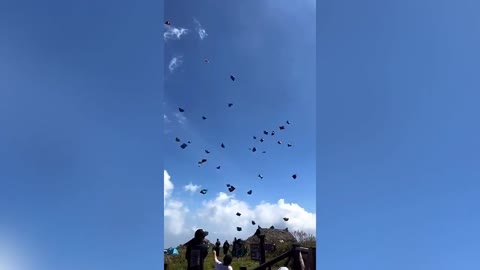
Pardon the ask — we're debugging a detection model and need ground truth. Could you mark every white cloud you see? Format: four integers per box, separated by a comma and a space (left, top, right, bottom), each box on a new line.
164, 170, 190, 245
163, 174, 316, 248
164, 25, 189, 41
174, 112, 186, 125
197, 193, 316, 236
168, 56, 183, 73
163, 114, 173, 134
184, 183, 201, 194
163, 114, 170, 123
193, 18, 208, 40
164, 170, 174, 205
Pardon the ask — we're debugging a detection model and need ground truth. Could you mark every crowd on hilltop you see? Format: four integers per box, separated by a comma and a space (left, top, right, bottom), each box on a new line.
181, 228, 305, 270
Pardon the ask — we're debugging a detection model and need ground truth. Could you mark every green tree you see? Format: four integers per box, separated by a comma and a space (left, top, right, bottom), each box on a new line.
291, 230, 316, 247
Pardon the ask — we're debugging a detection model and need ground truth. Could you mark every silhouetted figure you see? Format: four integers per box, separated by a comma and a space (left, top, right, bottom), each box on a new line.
215, 238, 221, 256
223, 240, 230, 255
232, 238, 237, 258
185, 229, 209, 270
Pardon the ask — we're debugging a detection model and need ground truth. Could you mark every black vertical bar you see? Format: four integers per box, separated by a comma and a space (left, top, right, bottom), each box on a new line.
310, 247, 316, 270
259, 234, 266, 264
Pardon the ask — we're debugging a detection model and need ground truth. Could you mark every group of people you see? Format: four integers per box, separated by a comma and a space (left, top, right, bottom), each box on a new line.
212, 237, 245, 258
183, 229, 304, 270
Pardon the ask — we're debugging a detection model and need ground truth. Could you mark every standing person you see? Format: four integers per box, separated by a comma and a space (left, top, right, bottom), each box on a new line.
215, 238, 221, 255
222, 240, 230, 255
185, 229, 209, 270
232, 238, 238, 258
213, 250, 233, 270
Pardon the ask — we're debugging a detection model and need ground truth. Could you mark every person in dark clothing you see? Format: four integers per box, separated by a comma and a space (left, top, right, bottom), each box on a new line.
231, 238, 236, 258
215, 239, 221, 255
185, 229, 209, 270
223, 240, 230, 255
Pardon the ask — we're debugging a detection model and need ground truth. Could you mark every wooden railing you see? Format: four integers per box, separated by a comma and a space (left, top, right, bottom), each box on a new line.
240, 244, 316, 270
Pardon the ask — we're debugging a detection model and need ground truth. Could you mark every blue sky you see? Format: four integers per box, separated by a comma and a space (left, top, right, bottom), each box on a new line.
2, 0, 479, 269
318, 0, 480, 269
0, 0, 163, 269
163, 0, 316, 247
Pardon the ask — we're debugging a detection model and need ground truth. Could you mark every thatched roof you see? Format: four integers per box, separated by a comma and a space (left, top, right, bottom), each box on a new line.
245, 226, 297, 245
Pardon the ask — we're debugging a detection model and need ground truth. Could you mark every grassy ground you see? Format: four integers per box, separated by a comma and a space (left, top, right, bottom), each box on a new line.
165, 241, 315, 270
165, 247, 259, 269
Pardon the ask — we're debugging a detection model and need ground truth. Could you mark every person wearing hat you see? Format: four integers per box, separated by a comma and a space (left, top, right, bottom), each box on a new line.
185, 229, 209, 270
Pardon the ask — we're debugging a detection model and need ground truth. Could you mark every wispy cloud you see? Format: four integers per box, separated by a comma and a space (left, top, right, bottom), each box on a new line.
174, 112, 186, 124
164, 25, 189, 41
184, 182, 201, 194
163, 114, 171, 123
193, 18, 208, 40
168, 56, 183, 73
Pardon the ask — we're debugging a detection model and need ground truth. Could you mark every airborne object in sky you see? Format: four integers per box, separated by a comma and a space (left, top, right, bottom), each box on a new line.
198, 159, 207, 167
205, 150, 210, 154
286, 120, 291, 124
178, 108, 185, 112
228, 103, 233, 107
230, 75, 236, 81
283, 217, 289, 221
202, 116, 207, 120
251, 221, 256, 225
279, 126, 285, 130
253, 136, 257, 140
188, 141, 191, 144
216, 166, 221, 169
262, 151, 266, 154
165, 20, 171, 25
260, 138, 264, 143
271, 131, 275, 136
236, 227, 242, 231
200, 189, 208, 194
180, 143, 188, 149
252, 147, 257, 152
204, 59, 209, 63
292, 174, 297, 180
247, 190, 252, 195
258, 174, 263, 179
263, 131, 268, 135
277, 140, 282, 145
221, 143, 225, 148
287, 143, 292, 147
175, 137, 181, 142
228, 185, 236, 192
236, 212, 241, 216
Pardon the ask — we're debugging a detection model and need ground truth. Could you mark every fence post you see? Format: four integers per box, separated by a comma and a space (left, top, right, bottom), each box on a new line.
308, 247, 316, 270
292, 244, 301, 270
259, 234, 266, 264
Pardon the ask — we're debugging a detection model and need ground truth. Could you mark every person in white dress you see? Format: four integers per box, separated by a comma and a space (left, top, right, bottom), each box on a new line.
213, 250, 233, 270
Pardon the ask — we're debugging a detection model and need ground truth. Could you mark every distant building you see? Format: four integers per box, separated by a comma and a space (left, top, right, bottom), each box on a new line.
246, 226, 298, 245
245, 226, 298, 261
